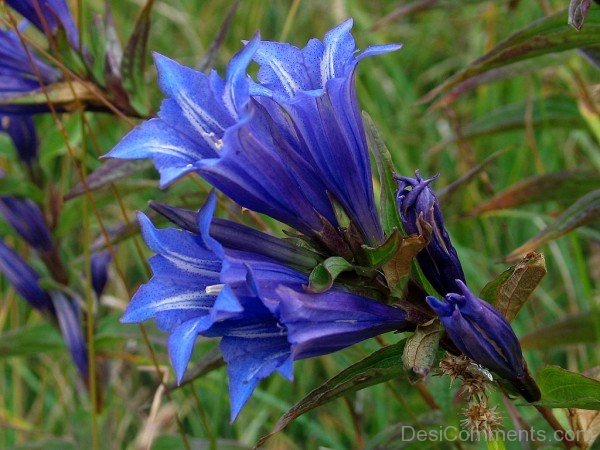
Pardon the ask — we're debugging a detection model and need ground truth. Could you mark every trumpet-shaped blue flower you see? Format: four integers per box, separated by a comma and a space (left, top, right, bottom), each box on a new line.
0, 25, 61, 113
51, 292, 89, 381
0, 114, 39, 164
122, 192, 409, 420
396, 171, 465, 296
0, 237, 52, 311
6, 0, 79, 49
107, 20, 400, 245
427, 280, 540, 401
0, 196, 53, 251
90, 250, 111, 297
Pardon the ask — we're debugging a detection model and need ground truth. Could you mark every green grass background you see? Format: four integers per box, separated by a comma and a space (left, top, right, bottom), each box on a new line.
0, 0, 599, 449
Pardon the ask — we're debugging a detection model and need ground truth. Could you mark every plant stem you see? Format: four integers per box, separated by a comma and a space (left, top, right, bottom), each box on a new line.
535, 406, 578, 449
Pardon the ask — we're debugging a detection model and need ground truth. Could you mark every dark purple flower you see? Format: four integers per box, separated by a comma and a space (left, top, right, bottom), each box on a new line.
0, 196, 53, 251
0, 237, 52, 311
107, 20, 400, 246
427, 280, 540, 401
90, 250, 111, 297
396, 171, 465, 296
50, 292, 89, 381
0, 114, 39, 165
121, 191, 409, 420
6, 0, 79, 49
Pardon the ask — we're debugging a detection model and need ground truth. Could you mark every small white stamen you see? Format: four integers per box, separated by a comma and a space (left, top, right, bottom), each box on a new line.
205, 284, 225, 295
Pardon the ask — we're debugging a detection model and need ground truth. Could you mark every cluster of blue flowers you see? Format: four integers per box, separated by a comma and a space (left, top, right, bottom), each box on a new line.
107, 20, 541, 419
0, 0, 540, 418
0, 0, 110, 386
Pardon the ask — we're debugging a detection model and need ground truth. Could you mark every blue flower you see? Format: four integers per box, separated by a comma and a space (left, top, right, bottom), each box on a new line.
0, 25, 61, 113
51, 292, 89, 382
122, 191, 409, 420
90, 250, 112, 298
107, 20, 400, 246
5, 0, 79, 49
0, 237, 52, 311
396, 171, 465, 296
0, 114, 39, 165
0, 196, 53, 251
427, 280, 540, 401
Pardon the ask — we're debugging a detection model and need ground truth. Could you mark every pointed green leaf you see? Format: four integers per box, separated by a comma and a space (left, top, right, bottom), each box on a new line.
536, 366, 600, 410
0, 323, 64, 357
504, 188, 600, 262
363, 111, 402, 235
470, 170, 600, 216
422, 8, 600, 104
121, 0, 154, 115
64, 159, 153, 200
521, 312, 600, 349
256, 339, 407, 447
362, 228, 401, 267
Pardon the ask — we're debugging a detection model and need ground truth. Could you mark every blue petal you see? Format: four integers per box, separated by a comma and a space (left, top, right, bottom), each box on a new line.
276, 287, 407, 359
0, 114, 38, 164
168, 286, 242, 383
154, 53, 235, 151
219, 324, 291, 421
104, 118, 211, 187
0, 238, 52, 311
51, 292, 88, 380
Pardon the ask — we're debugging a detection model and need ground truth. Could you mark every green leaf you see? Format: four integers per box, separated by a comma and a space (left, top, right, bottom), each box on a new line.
363, 111, 402, 235
0, 323, 64, 357
521, 312, 600, 349
64, 159, 153, 200
480, 252, 546, 322
469, 169, 600, 216
402, 319, 443, 376
307, 256, 354, 293
256, 340, 407, 446
536, 366, 600, 410
422, 8, 600, 104
430, 98, 582, 154
121, 0, 154, 115
362, 228, 401, 267
504, 188, 600, 262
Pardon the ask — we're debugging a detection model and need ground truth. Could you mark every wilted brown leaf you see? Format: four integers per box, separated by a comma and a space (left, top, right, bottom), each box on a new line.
382, 234, 427, 290
491, 252, 547, 322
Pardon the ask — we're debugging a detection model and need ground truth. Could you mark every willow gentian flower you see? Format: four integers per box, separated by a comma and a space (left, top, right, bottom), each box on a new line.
90, 251, 112, 298
5, 0, 79, 49
0, 196, 52, 251
50, 292, 89, 381
0, 25, 61, 113
427, 280, 540, 401
0, 114, 38, 165
107, 20, 400, 246
396, 171, 465, 295
122, 192, 409, 420
0, 238, 52, 311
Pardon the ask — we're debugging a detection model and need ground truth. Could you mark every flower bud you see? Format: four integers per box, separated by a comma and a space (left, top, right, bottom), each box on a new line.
427, 280, 540, 402
396, 171, 465, 295
0, 238, 52, 312
0, 196, 53, 252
